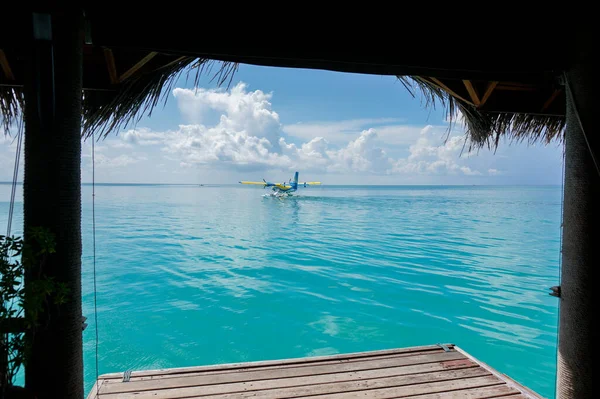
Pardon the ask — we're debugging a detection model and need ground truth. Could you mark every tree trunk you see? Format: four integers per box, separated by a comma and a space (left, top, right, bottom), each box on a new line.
557, 29, 597, 399
23, 11, 84, 399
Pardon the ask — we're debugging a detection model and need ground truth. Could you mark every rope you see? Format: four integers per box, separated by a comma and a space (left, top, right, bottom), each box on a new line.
92, 133, 100, 397
6, 117, 24, 238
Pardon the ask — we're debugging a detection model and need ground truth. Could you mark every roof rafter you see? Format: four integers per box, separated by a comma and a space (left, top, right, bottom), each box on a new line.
480, 81, 498, 107
0, 49, 15, 80
427, 77, 475, 106
541, 89, 562, 112
119, 52, 158, 83
462, 80, 481, 106
103, 48, 118, 84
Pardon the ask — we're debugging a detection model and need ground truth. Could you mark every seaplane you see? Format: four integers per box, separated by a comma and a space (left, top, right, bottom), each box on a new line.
239, 172, 321, 196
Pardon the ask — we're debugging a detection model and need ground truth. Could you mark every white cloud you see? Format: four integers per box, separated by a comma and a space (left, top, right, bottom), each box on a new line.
390, 126, 480, 176
92, 153, 147, 168
1, 133, 20, 148
0, 80, 566, 185
163, 124, 291, 170
279, 129, 392, 174
108, 141, 133, 149
122, 128, 165, 146
445, 109, 466, 127
173, 83, 282, 147
283, 118, 403, 144
107, 82, 485, 178
326, 129, 391, 173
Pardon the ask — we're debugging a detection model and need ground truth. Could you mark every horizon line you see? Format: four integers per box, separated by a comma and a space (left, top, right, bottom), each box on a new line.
1, 181, 562, 187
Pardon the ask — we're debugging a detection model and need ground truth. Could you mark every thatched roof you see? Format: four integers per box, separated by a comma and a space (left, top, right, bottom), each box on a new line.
1, 10, 576, 148
81, 58, 239, 137
397, 77, 565, 150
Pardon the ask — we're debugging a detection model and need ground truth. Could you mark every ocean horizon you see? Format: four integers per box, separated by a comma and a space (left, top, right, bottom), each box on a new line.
1, 183, 561, 398
0, 181, 562, 187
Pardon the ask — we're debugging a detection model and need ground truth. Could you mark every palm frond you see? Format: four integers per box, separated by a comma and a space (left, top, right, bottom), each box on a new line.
398, 76, 565, 150
82, 58, 238, 138
0, 87, 23, 134
2, 63, 567, 149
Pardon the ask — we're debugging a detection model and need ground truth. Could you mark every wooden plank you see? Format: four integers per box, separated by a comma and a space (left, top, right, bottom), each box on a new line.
454, 346, 542, 399
103, 48, 118, 84
130, 367, 497, 399
196, 373, 498, 399
119, 52, 158, 82
462, 80, 481, 106
389, 385, 522, 398
123, 349, 457, 383
100, 351, 466, 394
100, 359, 478, 399
87, 345, 545, 399
427, 77, 475, 106
85, 379, 103, 399
99, 344, 453, 379
479, 81, 498, 107
283, 377, 503, 399
0, 49, 15, 80
541, 89, 562, 112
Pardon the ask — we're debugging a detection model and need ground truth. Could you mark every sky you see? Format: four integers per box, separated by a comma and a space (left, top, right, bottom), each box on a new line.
1, 64, 565, 185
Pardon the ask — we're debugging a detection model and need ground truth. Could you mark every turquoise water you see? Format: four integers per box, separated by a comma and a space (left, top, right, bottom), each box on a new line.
1, 184, 561, 398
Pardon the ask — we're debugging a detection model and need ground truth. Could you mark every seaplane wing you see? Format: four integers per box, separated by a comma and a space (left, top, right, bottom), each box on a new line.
239, 181, 267, 185
302, 182, 321, 185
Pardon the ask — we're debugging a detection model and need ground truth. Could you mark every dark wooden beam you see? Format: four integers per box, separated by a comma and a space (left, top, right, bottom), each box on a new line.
160, 55, 188, 69
480, 81, 498, 107
119, 51, 157, 82
462, 80, 480, 106
541, 89, 562, 112
77, 8, 573, 81
103, 48, 118, 84
428, 77, 475, 106
495, 82, 537, 91
0, 49, 15, 80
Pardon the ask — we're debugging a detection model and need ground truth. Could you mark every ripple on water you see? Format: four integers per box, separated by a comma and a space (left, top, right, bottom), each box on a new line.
0, 185, 564, 398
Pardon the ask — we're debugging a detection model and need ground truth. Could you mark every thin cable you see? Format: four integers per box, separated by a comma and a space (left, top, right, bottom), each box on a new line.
92, 133, 100, 396
563, 72, 600, 179
6, 117, 24, 237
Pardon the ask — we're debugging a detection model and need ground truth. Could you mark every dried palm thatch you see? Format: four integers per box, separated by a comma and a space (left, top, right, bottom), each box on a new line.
0, 87, 23, 133
2, 59, 565, 150
1, 57, 238, 138
397, 76, 565, 151
82, 58, 238, 139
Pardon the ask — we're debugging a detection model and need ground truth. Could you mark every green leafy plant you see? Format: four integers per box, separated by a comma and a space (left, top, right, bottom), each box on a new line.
1, 227, 69, 394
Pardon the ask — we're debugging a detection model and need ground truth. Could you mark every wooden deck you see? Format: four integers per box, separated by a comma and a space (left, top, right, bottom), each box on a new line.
87, 344, 542, 399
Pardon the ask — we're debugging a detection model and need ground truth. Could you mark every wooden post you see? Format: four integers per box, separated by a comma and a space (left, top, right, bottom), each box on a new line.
557, 32, 597, 399
23, 11, 84, 399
